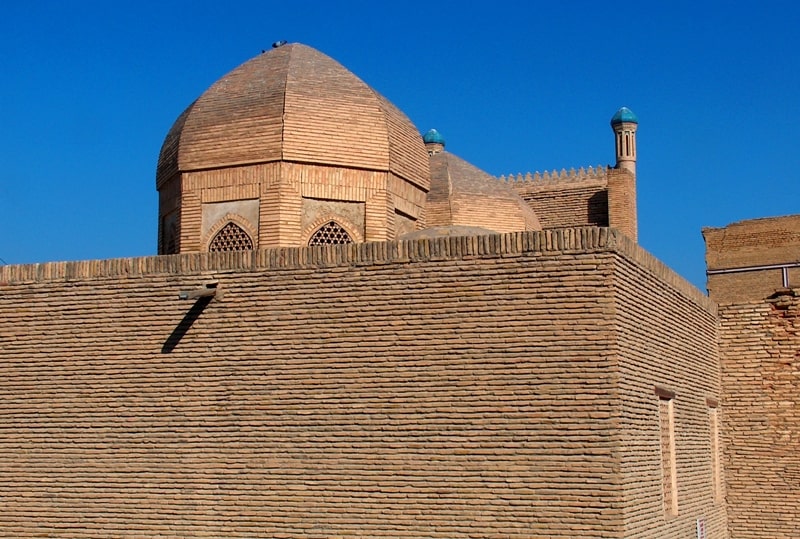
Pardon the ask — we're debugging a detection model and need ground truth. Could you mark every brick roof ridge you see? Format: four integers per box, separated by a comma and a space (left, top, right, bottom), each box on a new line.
440, 151, 529, 196
366, 88, 430, 190
277, 44, 294, 161
444, 152, 456, 223
155, 99, 196, 188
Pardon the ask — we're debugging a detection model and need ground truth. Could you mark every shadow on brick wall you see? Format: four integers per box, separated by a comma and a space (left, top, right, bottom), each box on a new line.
162, 296, 213, 353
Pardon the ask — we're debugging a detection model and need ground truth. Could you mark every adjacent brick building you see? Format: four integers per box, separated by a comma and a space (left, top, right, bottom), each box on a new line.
703, 215, 800, 538
0, 42, 795, 538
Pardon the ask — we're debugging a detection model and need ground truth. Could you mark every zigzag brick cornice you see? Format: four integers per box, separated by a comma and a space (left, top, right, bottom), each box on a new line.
499, 165, 609, 192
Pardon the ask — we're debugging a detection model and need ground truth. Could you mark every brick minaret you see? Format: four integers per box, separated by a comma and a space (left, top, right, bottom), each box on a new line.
608, 107, 638, 241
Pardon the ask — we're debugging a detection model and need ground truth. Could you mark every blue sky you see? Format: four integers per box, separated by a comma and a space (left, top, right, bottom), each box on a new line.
2, 1, 799, 290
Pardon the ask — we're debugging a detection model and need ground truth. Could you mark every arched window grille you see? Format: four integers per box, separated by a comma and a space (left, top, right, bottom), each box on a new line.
208, 222, 254, 252
308, 221, 353, 246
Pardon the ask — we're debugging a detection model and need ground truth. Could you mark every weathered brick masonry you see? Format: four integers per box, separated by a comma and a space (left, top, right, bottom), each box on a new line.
716, 297, 800, 539
0, 228, 724, 538
704, 215, 800, 539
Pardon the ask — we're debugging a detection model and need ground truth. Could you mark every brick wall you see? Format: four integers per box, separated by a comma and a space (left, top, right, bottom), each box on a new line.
607, 169, 637, 242
509, 168, 637, 241
704, 214, 800, 303
716, 295, 800, 538
0, 228, 724, 538
704, 214, 800, 538
521, 185, 608, 229
612, 235, 727, 538
507, 169, 610, 231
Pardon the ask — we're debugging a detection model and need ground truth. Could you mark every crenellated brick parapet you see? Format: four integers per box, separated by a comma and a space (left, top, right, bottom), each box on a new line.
499, 166, 612, 231
498, 165, 609, 191
498, 164, 636, 242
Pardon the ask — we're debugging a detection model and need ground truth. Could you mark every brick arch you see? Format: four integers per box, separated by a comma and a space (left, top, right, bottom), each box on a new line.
204, 213, 258, 252
301, 214, 364, 246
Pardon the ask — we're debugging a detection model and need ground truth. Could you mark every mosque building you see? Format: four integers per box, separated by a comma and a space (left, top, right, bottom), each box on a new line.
0, 42, 797, 539
155, 43, 637, 255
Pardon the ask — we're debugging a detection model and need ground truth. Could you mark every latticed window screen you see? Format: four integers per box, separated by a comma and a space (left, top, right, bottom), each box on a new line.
308, 221, 353, 246
209, 222, 254, 252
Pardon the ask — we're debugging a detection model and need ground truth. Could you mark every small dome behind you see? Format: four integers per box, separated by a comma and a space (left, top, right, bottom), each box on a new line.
426, 151, 541, 233
423, 129, 446, 145
610, 106, 638, 125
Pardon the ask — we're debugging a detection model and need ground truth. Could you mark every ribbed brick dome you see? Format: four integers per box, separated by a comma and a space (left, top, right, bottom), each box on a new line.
157, 43, 429, 190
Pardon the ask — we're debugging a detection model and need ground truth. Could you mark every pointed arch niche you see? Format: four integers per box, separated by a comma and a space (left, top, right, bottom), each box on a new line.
302, 214, 364, 246
204, 213, 257, 252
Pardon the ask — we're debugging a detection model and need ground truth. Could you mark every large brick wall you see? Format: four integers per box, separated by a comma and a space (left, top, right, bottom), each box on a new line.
0, 229, 723, 538
612, 235, 727, 538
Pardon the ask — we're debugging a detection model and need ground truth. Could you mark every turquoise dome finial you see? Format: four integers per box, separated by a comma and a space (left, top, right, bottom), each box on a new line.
423, 129, 445, 146
610, 107, 638, 126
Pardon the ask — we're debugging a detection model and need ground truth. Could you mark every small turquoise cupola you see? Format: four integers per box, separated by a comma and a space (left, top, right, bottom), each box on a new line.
610, 106, 638, 175
610, 106, 638, 126
423, 129, 445, 155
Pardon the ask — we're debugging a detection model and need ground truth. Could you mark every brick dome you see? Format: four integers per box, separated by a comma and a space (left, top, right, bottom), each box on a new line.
156, 43, 429, 190
426, 151, 541, 233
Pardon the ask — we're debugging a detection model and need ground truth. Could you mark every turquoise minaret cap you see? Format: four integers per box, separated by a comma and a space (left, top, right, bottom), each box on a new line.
610, 107, 638, 126
423, 129, 446, 146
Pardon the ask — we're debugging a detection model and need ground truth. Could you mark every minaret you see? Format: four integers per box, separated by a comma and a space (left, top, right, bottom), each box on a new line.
608, 107, 638, 241
610, 106, 638, 174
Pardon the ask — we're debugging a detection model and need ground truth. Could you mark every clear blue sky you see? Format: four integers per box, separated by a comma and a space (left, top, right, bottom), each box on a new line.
2, 1, 799, 290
